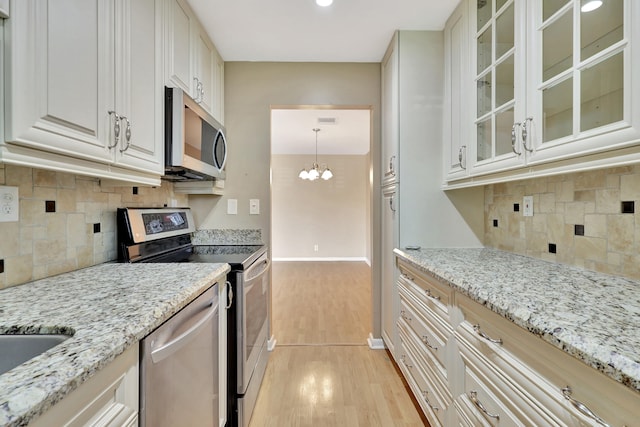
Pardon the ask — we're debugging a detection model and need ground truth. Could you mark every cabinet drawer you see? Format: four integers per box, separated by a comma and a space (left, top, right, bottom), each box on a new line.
398, 284, 451, 371
397, 260, 451, 320
456, 292, 639, 427
455, 367, 524, 427
398, 326, 448, 427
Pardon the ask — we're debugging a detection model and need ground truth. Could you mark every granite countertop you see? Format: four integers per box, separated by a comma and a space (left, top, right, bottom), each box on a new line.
394, 247, 640, 394
0, 262, 230, 427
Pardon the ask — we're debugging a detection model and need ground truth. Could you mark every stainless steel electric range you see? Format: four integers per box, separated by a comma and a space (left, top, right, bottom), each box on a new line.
117, 207, 270, 427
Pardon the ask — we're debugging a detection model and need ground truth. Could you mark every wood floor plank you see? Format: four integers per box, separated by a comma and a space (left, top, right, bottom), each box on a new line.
249, 261, 427, 426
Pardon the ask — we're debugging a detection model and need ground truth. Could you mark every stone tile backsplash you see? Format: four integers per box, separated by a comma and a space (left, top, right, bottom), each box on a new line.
0, 164, 188, 289
485, 165, 640, 280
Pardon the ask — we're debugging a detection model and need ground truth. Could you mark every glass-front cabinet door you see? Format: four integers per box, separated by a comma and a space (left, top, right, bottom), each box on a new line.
470, 0, 527, 176
527, 0, 640, 164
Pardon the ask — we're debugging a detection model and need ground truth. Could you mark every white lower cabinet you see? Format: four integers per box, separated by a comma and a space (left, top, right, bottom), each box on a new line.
394, 255, 640, 427
30, 346, 138, 427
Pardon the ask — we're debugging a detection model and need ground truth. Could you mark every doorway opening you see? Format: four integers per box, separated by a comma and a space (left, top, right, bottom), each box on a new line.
270, 106, 373, 345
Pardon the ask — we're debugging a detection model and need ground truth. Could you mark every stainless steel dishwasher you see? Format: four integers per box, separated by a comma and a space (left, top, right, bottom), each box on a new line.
140, 284, 219, 427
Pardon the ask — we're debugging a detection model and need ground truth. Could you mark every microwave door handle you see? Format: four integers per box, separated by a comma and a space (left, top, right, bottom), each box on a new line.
150, 300, 217, 364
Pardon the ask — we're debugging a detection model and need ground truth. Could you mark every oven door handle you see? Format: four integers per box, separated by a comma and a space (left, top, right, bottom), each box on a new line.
244, 257, 271, 282
150, 299, 217, 364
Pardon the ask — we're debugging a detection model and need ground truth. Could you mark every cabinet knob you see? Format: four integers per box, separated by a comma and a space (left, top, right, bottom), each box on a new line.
522, 117, 534, 152
108, 111, 121, 149
511, 122, 522, 155
119, 116, 132, 153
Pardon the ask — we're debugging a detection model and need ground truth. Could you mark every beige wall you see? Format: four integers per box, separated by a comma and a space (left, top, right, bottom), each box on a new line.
0, 164, 188, 289
485, 165, 640, 280
271, 154, 369, 260
189, 61, 382, 335
189, 62, 381, 246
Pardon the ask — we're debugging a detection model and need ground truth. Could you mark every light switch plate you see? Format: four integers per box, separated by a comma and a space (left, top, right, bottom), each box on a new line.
250, 199, 260, 215
227, 199, 238, 215
523, 196, 533, 217
0, 186, 19, 222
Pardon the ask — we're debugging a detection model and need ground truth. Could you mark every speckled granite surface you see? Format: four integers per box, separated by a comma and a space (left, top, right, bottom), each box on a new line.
394, 247, 640, 394
0, 262, 230, 427
192, 229, 262, 245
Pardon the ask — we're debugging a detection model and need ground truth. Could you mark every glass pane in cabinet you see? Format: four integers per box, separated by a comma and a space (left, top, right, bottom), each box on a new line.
495, 2, 514, 59
477, 0, 491, 30
543, 78, 573, 142
581, 0, 623, 61
477, 119, 493, 161
477, 72, 492, 117
477, 27, 492, 74
543, 10, 573, 81
543, 0, 569, 21
581, 52, 623, 132
496, 108, 515, 156
496, 0, 508, 12
495, 55, 514, 108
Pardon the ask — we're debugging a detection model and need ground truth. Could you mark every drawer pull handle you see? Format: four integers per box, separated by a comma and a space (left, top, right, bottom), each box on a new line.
400, 310, 412, 322
401, 355, 413, 370
424, 288, 441, 301
422, 335, 438, 351
473, 324, 503, 345
422, 391, 439, 411
401, 273, 415, 281
561, 387, 610, 427
469, 390, 499, 420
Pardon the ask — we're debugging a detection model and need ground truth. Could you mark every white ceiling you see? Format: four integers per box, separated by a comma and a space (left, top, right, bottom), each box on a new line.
271, 109, 370, 155
186, 0, 460, 62
186, 0, 458, 155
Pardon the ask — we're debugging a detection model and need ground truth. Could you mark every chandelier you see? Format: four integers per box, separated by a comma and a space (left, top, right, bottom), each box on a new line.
298, 128, 333, 181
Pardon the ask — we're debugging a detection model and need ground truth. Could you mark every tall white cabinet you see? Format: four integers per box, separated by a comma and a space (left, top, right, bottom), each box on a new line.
379, 31, 482, 356
2, 0, 164, 185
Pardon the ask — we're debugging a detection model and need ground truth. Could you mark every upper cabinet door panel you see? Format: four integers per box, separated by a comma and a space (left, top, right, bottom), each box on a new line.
6, 0, 113, 162
166, 0, 193, 94
526, 0, 640, 165
115, 0, 164, 173
195, 27, 215, 115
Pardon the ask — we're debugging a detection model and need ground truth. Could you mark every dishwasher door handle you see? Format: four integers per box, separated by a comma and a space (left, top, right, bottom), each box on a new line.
150, 300, 217, 364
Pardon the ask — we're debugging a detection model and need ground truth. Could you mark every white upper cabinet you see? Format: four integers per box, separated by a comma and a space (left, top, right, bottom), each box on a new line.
444, 1, 470, 180
116, 0, 164, 173
165, 0, 195, 94
445, 0, 640, 186
165, 0, 224, 123
526, 0, 640, 164
470, 0, 527, 176
3, 0, 164, 185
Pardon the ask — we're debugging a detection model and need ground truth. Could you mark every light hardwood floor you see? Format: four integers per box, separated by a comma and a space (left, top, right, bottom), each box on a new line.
249, 261, 427, 427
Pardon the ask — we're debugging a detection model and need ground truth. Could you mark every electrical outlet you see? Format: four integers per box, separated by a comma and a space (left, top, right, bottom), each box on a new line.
314, 244, 319, 252
523, 196, 534, 217
0, 186, 19, 222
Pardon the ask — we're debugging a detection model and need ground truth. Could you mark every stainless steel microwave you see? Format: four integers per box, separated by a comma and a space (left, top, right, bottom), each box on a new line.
164, 87, 227, 181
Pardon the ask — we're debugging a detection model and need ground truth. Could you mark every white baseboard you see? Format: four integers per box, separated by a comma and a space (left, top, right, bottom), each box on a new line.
367, 333, 385, 350
268, 335, 277, 351
272, 257, 369, 262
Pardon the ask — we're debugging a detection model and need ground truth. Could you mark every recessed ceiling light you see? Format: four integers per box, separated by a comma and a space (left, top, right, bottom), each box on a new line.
581, 0, 602, 12
316, 0, 333, 7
